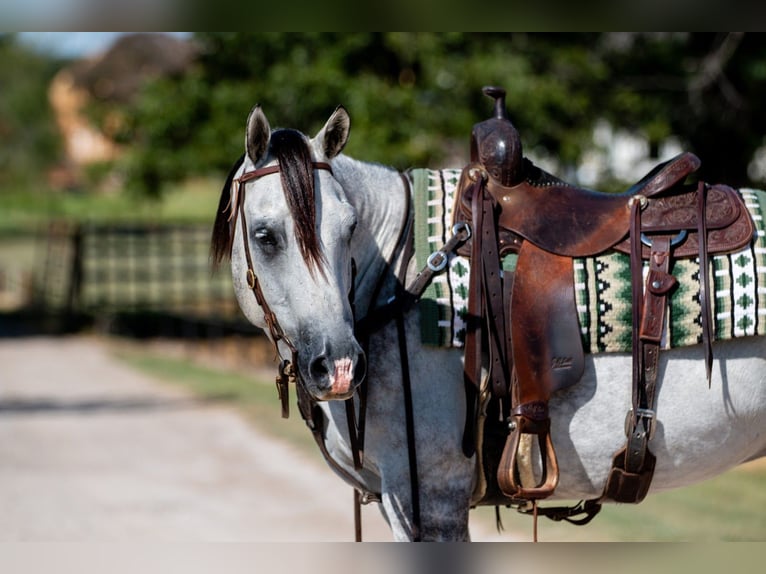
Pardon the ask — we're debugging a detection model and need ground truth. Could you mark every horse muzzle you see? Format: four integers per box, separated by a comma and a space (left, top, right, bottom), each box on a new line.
303, 342, 367, 401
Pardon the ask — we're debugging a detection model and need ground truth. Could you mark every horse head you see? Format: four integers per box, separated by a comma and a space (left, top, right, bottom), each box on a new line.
212, 105, 365, 401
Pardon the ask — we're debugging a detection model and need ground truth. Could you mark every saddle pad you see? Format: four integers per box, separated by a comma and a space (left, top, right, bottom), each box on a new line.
575, 188, 766, 353
411, 168, 471, 347
411, 168, 766, 353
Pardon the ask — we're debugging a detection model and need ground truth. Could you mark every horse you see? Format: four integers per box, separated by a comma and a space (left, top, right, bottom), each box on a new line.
210, 104, 766, 541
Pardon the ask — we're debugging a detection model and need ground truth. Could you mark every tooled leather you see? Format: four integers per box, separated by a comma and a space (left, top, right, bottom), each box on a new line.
612, 184, 754, 259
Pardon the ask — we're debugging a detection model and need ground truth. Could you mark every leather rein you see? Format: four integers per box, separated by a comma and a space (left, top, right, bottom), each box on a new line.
232, 161, 431, 541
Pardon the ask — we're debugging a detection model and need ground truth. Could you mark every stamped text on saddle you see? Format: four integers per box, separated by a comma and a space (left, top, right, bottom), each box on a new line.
454, 87, 755, 513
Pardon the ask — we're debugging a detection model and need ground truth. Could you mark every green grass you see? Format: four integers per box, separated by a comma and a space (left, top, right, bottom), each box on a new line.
477, 462, 766, 541
113, 344, 766, 542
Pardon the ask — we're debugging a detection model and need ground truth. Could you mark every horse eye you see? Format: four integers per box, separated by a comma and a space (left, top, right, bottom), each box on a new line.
254, 228, 278, 248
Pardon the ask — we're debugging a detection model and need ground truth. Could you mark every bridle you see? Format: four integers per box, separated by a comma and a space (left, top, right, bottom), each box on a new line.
231, 160, 383, 537
230, 158, 459, 542
232, 161, 333, 355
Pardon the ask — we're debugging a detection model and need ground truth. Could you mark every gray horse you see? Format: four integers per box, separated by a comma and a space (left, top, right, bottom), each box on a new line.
211, 105, 766, 541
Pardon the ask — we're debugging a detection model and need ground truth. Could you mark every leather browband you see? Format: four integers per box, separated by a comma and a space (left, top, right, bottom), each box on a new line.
236, 161, 333, 185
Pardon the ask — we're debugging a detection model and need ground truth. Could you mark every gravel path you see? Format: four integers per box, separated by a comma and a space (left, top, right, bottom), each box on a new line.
0, 337, 508, 542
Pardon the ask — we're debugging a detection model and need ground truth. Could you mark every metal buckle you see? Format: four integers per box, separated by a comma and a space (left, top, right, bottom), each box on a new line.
426, 222, 472, 272
452, 221, 471, 241
427, 250, 448, 272
360, 492, 381, 505
624, 408, 657, 441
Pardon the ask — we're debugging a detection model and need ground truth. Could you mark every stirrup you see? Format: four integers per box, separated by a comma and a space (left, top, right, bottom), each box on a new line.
497, 413, 559, 500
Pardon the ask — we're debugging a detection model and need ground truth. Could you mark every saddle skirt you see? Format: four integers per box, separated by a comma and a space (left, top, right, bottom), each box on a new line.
410, 168, 766, 353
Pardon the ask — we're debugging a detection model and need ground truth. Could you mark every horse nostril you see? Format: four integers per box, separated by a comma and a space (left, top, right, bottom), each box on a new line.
310, 355, 330, 380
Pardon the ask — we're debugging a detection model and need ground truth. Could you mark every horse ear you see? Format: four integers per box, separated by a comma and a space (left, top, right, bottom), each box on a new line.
316, 105, 350, 159
246, 105, 271, 164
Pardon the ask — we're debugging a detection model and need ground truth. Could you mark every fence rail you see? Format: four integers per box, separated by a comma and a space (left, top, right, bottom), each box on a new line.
34, 222, 247, 330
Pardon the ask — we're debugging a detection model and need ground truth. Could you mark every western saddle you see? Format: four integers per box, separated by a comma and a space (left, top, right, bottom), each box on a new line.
454, 87, 755, 517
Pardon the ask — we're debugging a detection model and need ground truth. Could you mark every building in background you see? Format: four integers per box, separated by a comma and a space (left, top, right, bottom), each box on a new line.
47, 33, 196, 189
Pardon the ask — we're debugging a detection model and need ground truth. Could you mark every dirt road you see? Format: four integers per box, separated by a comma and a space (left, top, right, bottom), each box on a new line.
0, 337, 507, 542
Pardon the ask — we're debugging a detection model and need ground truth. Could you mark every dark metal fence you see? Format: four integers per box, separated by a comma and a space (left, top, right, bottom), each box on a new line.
30, 222, 253, 336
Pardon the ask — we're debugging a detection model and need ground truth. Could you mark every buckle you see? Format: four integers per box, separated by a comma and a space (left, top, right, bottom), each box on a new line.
452, 221, 472, 241
427, 250, 448, 272
624, 408, 657, 441
426, 222, 472, 273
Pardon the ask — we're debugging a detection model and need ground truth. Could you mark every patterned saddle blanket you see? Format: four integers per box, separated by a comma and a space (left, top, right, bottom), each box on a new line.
410, 168, 766, 352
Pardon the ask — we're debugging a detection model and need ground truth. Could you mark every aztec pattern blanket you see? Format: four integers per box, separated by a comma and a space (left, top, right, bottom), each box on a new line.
410, 168, 766, 353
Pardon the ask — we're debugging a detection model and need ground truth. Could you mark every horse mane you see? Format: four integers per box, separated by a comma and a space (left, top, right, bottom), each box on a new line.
210, 153, 245, 269
210, 130, 324, 275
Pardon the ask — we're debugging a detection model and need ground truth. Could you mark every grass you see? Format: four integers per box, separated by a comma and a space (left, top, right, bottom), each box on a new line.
479, 461, 766, 541
112, 342, 766, 542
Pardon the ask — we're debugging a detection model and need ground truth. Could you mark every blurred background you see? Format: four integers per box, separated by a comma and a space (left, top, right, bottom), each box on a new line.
1, 32, 765, 542
4, 32, 766, 338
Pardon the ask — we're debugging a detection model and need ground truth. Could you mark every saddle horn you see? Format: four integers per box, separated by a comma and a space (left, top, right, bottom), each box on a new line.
470, 86, 524, 187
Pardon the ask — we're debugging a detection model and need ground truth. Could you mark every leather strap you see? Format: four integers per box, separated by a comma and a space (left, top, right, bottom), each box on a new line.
235, 160, 333, 352
697, 182, 713, 385
603, 197, 662, 503
235, 162, 332, 185
603, 182, 715, 503
462, 171, 489, 457
391, 173, 423, 541
406, 222, 471, 298
294, 380, 381, 499
628, 234, 672, 474
237, 183, 294, 352
464, 170, 512, 402
464, 173, 488, 393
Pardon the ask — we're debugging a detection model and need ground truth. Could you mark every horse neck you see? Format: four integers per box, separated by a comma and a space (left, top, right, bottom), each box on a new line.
332, 154, 409, 317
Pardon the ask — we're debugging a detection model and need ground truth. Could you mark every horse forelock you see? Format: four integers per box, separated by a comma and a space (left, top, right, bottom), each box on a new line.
271, 129, 326, 276
211, 130, 327, 276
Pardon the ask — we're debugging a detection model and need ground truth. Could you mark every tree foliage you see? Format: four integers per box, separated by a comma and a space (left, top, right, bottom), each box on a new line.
115, 33, 766, 195
0, 34, 63, 188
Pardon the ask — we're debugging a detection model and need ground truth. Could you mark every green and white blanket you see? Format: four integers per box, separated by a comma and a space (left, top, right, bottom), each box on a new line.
411, 168, 766, 353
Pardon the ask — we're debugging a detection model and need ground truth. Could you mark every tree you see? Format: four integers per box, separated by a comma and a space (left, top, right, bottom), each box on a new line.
0, 34, 63, 189
597, 33, 766, 187
117, 33, 766, 196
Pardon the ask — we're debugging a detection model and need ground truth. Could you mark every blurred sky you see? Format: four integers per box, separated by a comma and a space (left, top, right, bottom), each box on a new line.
17, 32, 191, 59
